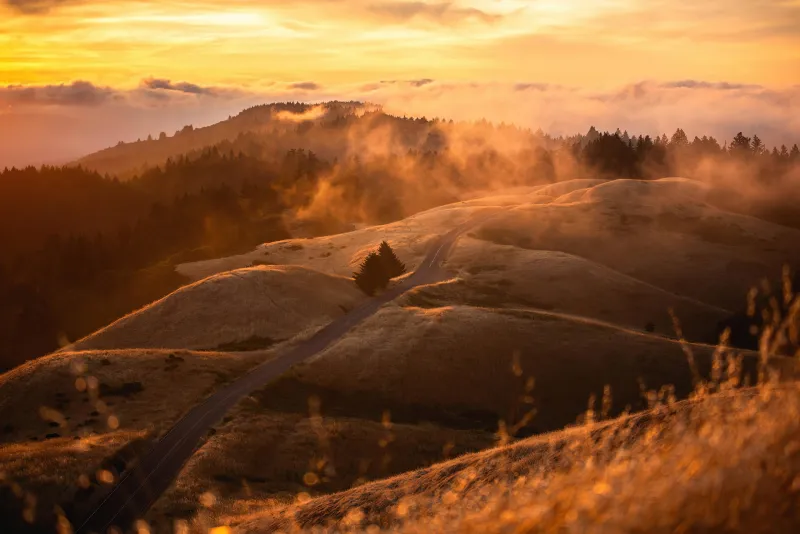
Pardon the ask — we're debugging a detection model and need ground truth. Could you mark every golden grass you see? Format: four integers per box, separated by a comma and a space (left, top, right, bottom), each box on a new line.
196, 263, 800, 533
177, 178, 800, 313
146, 407, 494, 531
411, 237, 730, 341
219, 382, 800, 534
0, 430, 150, 530
5, 178, 798, 532
475, 182, 800, 311
288, 303, 779, 434
0, 348, 265, 444
67, 265, 365, 352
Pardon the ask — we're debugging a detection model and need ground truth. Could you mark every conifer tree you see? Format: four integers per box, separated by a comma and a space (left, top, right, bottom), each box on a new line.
378, 240, 406, 278
353, 252, 389, 295
751, 134, 765, 155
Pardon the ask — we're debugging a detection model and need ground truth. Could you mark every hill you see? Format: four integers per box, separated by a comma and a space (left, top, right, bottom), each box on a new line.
68, 266, 364, 352
180, 178, 800, 313
2, 177, 798, 532
0, 349, 263, 445
73, 102, 370, 179
219, 383, 800, 534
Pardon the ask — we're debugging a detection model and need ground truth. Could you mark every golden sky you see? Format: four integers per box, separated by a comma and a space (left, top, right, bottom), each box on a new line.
2, 0, 799, 89
1, 0, 799, 167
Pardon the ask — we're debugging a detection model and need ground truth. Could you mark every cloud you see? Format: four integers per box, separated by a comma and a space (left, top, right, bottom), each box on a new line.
360, 79, 434, 91
3, 0, 72, 14
367, 1, 503, 25
366, 79, 800, 149
141, 77, 216, 95
661, 80, 762, 91
514, 83, 551, 92
274, 104, 329, 122
0, 81, 119, 106
288, 81, 323, 91
409, 78, 434, 87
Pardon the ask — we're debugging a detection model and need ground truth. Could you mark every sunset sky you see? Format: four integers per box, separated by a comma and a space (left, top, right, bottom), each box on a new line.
1, 0, 799, 167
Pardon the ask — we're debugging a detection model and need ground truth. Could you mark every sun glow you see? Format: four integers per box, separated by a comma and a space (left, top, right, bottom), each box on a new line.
1, 0, 798, 89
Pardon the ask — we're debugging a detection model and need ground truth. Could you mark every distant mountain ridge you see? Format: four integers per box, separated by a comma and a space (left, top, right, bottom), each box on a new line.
73, 101, 375, 178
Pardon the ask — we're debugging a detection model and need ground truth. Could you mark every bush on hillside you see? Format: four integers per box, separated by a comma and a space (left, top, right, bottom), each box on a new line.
354, 252, 390, 295
353, 242, 406, 295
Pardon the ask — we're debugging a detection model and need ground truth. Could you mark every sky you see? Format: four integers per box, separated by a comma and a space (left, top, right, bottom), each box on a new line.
1, 0, 800, 167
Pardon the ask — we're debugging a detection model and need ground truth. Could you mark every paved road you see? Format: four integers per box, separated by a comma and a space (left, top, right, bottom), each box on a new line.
75, 211, 495, 534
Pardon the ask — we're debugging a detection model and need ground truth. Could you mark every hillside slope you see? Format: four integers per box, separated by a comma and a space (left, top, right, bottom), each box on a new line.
179, 177, 800, 315
4, 177, 797, 532
67, 266, 364, 352
225, 383, 800, 534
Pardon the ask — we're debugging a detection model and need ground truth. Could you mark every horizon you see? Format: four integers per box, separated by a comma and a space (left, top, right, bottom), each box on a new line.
2, 0, 800, 168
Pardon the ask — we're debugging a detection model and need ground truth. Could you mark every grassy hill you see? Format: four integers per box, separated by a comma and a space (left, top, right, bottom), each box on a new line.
67, 265, 365, 352
1, 177, 798, 532
220, 383, 800, 534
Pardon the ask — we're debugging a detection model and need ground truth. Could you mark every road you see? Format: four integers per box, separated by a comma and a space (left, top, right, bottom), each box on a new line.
75, 211, 494, 533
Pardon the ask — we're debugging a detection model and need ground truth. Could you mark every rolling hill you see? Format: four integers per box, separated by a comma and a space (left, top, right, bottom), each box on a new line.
1, 177, 798, 532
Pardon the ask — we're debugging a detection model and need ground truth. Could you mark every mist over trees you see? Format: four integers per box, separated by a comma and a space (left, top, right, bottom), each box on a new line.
2, 102, 799, 369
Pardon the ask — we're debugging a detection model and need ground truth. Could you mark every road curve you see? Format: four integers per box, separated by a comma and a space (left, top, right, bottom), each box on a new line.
75, 210, 496, 533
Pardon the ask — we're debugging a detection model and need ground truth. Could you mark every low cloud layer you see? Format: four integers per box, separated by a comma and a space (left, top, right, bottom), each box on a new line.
4, 0, 71, 13
367, 1, 503, 25
288, 82, 323, 91
141, 78, 216, 95
0, 81, 118, 106
2, 78, 799, 169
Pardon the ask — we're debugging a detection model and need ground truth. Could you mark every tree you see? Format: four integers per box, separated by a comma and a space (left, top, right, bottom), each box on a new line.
730, 132, 751, 155
751, 134, 765, 155
791, 144, 800, 160
159, 132, 168, 140
353, 252, 389, 295
780, 145, 789, 158
378, 241, 406, 278
670, 128, 689, 147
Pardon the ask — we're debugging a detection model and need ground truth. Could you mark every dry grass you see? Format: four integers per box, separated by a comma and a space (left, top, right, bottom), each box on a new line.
413, 238, 730, 341
177, 178, 800, 314
0, 430, 150, 530
174, 190, 537, 282
220, 382, 800, 534
289, 303, 775, 434
0, 349, 272, 530
193, 258, 800, 534
0, 349, 265, 444
5, 177, 798, 532
146, 406, 494, 531
67, 265, 364, 352
475, 180, 800, 311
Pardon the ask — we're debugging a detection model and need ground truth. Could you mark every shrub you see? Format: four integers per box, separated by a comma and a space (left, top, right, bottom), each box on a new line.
354, 252, 390, 295
353, 242, 406, 295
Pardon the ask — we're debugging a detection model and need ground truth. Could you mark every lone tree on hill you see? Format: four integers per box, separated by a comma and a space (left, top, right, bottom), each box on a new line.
353, 252, 389, 295
378, 240, 406, 278
353, 241, 406, 295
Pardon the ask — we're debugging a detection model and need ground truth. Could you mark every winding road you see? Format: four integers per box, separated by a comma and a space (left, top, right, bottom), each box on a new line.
75, 211, 494, 533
